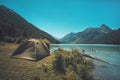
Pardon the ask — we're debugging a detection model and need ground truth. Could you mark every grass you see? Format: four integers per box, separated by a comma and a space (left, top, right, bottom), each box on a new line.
0, 44, 94, 80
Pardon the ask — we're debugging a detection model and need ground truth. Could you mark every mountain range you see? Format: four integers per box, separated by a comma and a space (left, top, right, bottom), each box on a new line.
0, 5, 119, 44
0, 5, 58, 43
61, 24, 120, 44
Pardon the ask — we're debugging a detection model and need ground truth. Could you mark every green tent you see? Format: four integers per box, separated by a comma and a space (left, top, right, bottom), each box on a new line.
11, 39, 50, 61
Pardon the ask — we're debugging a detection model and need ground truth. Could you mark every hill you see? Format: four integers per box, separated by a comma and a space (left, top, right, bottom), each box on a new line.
61, 24, 120, 44
0, 5, 58, 43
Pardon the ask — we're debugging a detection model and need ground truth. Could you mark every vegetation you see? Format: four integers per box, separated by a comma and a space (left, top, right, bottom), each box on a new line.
52, 48, 94, 80
0, 44, 94, 80
0, 5, 58, 44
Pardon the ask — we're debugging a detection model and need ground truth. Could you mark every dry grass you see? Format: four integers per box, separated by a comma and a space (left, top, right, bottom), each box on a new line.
0, 43, 55, 80
0, 44, 94, 80
0, 43, 18, 55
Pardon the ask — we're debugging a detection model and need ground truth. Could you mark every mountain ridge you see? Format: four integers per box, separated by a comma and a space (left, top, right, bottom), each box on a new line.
0, 5, 58, 43
61, 24, 120, 44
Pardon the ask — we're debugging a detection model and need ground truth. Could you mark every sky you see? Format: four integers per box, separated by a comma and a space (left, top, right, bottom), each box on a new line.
0, 0, 120, 38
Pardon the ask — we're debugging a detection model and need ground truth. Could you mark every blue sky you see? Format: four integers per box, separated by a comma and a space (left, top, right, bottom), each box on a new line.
0, 0, 120, 38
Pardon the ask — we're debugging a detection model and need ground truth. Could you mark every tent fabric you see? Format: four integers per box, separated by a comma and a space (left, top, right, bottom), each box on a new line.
11, 39, 50, 61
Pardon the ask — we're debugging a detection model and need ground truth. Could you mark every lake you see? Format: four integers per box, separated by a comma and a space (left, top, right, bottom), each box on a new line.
50, 44, 120, 80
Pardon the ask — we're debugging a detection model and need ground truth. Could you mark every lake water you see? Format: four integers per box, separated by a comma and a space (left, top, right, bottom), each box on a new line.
50, 44, 120, 80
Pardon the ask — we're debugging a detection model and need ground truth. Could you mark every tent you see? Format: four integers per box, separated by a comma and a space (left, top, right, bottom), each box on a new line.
11, 39, 50, 61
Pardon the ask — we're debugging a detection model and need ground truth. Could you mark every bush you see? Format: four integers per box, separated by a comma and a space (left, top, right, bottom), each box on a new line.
53, 51, 65, 74
52, 48, 94, 80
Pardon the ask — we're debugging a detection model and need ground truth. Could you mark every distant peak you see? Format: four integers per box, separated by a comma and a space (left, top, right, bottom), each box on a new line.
84, 27, 94, 31
100, 24, 111, 30
70, 32, 75, 34
100, 24, 109, 28
99, 24, 112, 33
0, 5, 7, 8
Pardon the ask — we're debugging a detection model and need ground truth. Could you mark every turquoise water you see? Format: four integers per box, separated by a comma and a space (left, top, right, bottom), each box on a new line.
50, 44, 120, 80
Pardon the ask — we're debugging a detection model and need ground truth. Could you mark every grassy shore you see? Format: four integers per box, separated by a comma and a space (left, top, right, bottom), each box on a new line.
0, 43, 94, 80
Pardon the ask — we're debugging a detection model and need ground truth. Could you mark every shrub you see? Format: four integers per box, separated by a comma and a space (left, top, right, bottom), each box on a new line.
52, 48, 94, 80
53, 51, 65, 74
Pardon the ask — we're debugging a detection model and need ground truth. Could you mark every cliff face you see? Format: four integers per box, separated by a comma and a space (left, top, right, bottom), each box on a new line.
0, 5, 58, 43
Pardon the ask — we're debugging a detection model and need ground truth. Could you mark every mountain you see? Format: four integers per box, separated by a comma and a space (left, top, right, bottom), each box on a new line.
61, 24, 120, 44
0, 5, 58, 43
92, 28, 120, 44
60, 32, 76, 43
98, 24, 113, 33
